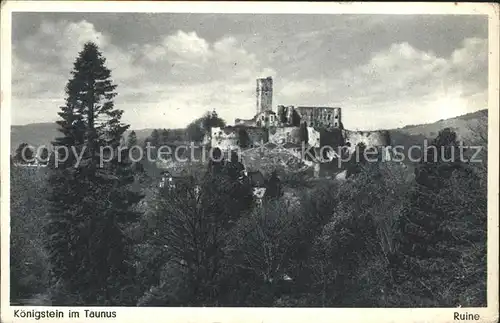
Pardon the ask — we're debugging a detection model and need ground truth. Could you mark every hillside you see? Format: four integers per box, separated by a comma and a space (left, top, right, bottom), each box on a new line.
10, 109, 488, 154
10, 123, 59, 153
389, 109, 487, 147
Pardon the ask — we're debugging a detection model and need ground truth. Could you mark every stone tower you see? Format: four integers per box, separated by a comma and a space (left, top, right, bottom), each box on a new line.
256, 77, 273, 114
332, 107, 342, 128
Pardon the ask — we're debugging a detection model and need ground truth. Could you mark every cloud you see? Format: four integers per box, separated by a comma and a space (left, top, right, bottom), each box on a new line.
12, 19, 142, 124
12, 20, 275, 128
164, 30, 211, 61
11, 17, 487, 132
343, 37, 487, 129
141, 31, 211, 63
272, 37, 488, 130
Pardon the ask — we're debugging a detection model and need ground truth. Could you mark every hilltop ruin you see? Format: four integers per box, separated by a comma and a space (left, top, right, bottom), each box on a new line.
208, 76, 391, 166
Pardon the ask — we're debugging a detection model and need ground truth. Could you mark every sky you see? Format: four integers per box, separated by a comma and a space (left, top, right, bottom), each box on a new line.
11, 13, 488, 130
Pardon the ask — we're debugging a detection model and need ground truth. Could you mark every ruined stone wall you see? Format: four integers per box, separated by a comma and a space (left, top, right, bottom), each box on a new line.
246, 127, 268, 146
296, 107, 315, 127
255, 110, 279, 128
212, 125, 390, 161
294, 106, 341, 129
211, 127, 239, 151
316, 107, 342, 129
267, 126, 320, 147
211, 126, 269, 150
332, 108, 342, 128
235, 118, 257, 127
268, 127, 301, 145
308, 127, 321, 147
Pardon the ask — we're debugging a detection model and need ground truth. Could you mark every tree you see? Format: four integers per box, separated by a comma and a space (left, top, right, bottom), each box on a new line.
225, 151, 246, 181
345, 142, 367, 177
10, 166, 50, 301
149, 129, 160, 147
127, 131, 142, 163
415, 127, 461, 189
203, 110, 226, 132
38, 147, 49, 165
207, 147, 224, 175
393, 128, 486, 306
467, 110, 487, 172
160, 128, 170, 145
143, 129, 160, 159
468, 110, 488, 149
14, 143, 34, 164
186, 122, 205, 143
264, 171, 282, 201
299, 162, 412, 307
143, 171, 254, 306
127, 130, 138, 148
45, 42, 143, 305
186, 111, 226, 143
224, 201, 301, 305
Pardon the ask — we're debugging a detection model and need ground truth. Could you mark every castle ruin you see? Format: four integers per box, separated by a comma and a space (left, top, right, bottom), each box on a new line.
256, 77, 273, 114
236, 77, 343, 132
210, 76, 391, 173
295, 106, 342, 128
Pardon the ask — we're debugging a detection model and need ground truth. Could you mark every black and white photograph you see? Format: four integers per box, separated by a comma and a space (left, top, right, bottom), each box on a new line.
1, 1, 498, 322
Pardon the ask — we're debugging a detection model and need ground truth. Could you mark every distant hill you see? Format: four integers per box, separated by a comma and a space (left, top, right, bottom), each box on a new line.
10, 109, 488, 154
11, 123, 60, 153
389, 109, 487, 147
10, 123, 184, 154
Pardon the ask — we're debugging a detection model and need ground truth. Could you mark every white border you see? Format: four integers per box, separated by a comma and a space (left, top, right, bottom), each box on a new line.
1, 2, 499, 323
0, 1, 498, 14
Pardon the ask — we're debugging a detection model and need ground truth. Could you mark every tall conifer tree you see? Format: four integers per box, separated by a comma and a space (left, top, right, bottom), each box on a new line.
45, 42, 143, 305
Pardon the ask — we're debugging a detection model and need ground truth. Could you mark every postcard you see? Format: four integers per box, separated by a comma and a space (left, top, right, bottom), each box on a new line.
1, 1, 498, 323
